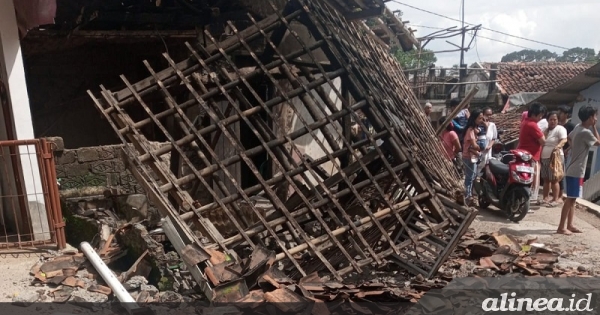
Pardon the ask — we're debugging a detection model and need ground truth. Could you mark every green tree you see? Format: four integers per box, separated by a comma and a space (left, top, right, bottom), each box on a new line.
500, 47, 598, 64
500, 49, 558, 62
393, 48, 437, 69
556, 47, 597, 63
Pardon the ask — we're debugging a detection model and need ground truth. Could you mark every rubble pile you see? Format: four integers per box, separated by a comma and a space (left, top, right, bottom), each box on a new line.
88, 0, 478, 302
20, 244, 439, 310
15, 227, 598, 314
26, 249, 163, 305
439, 230, 596, 279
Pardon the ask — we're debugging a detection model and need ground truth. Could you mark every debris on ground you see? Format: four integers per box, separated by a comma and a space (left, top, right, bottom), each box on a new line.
18, 227, 597, 310
440, 230, 595, 279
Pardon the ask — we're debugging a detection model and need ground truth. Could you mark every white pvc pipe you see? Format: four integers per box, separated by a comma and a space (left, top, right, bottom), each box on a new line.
80, 242, 140, 313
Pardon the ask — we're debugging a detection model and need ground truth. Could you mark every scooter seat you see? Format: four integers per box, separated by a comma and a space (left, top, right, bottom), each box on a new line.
489, 159, 509, 175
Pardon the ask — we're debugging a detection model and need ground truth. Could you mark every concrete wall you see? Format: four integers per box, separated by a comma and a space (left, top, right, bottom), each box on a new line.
54, 143, 143, 195
284, 76, 344, 188
0, 1, 49, 240
570, 81, 600, 178
464, 71, 491, 101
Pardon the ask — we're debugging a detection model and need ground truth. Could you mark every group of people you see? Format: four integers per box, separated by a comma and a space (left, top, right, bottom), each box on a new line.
519, 105, 574, 207
516, 102, 600, 235
429, 99, 600, 235
437, 99, 498, 205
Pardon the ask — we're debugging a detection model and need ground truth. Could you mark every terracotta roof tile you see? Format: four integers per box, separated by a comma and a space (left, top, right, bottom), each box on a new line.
485, 62, 592, 96
492, 110, 523, 144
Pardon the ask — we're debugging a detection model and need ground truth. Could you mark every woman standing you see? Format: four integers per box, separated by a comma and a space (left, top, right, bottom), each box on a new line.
439, 117, 462, 161
462, 109, 485, 205
540, 111, 567, 206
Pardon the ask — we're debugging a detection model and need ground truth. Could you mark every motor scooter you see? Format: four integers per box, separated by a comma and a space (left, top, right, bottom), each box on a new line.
474, 139, 534, 222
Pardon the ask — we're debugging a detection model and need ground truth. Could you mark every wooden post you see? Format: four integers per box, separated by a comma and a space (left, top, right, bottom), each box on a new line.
427, 67, 436, 99
489, 64, 497, 96
436, 86, 479, 136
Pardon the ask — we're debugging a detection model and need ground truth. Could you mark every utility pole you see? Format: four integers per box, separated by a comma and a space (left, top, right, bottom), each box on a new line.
458, 0, 467, 98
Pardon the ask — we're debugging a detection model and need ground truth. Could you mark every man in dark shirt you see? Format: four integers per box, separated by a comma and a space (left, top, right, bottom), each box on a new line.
558, 105, 575, 196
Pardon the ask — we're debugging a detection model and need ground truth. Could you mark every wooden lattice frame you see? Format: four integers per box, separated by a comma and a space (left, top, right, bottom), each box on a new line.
89, 0, 474, 299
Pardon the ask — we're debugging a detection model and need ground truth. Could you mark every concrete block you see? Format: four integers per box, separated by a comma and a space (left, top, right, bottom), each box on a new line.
123, 194, 148, 221
77, 147, 99, 162
112, 160, 126, 172
66, 163, 91, 176
56, 150, 77, 164
55, 165, 67, 178
90, 161, 114, 174
97, 146, 116, 160
45, 137, 64, 152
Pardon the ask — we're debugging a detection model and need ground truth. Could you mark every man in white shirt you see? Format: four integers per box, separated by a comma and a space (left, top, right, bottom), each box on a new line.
477, 107, 498, 176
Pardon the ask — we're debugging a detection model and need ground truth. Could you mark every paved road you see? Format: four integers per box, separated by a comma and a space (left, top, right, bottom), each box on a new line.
470, 203, 600, 271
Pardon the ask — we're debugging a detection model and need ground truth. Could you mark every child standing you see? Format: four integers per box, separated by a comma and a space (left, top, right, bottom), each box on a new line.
475, 122, 488, 164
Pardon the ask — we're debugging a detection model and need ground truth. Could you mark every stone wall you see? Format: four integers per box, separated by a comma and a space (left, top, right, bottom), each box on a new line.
54, 142, 143, 195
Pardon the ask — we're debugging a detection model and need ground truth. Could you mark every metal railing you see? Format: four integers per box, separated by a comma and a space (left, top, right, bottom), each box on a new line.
0, 139, 65, 250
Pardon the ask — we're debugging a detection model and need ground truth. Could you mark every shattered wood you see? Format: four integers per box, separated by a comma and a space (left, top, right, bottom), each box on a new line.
23, 229, 597, 308
88, 0, 475, 302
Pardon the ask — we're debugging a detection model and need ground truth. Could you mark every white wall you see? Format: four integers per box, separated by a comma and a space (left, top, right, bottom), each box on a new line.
0, 1, 49, 240
464, 72, 490, 100
570, 81, 600, 178
289, 76, 343, 188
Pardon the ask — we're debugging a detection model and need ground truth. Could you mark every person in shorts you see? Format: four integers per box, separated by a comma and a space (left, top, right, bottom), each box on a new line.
558, 105, 575, 196
558, 106, 600, 235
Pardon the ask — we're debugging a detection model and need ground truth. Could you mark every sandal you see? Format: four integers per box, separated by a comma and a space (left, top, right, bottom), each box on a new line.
547, 201, 559, 207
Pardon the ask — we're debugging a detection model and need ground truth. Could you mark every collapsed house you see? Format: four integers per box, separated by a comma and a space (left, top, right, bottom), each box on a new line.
88, 0, 476, 302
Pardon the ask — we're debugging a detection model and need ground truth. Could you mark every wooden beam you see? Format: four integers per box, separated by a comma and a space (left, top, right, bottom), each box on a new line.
259, 1, 297, 64
288, 59, 335, 71
436, 87, 479, 136
344, 6, 385, 21
113, 11, 301, 102
555, 88, 581, 94
585, 71, 600, 78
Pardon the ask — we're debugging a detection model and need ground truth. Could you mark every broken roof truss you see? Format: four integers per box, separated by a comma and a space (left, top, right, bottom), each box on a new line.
89, 0, 475, 301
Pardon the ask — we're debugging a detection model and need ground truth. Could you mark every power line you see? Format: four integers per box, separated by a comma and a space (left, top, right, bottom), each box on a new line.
476, 34, 534, 50
410, 24, 535, 50
472, 32, 482, 64
389, 0, 570, 50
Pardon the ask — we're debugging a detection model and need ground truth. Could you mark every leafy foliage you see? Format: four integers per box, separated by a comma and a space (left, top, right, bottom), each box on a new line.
393, 47, 437, 70
500, 49, 558, 62
500, 47, 598, 64
557, 47, 597, 63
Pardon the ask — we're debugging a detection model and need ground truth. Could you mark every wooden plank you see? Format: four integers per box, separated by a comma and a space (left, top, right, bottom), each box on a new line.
435, 87, 479, 136
162, 217, 214, 300
213, 100, 241, 199
113, 12, 297, 102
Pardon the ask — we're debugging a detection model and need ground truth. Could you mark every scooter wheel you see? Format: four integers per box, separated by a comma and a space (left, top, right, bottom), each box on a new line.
478, 194, 490, 209
506, 188, 530, 222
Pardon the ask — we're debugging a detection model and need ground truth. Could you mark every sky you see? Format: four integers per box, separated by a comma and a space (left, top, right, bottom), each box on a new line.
385, 0, 600, 67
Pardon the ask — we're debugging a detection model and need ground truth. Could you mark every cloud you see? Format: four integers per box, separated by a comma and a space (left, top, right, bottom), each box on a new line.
386, 0, 600, 66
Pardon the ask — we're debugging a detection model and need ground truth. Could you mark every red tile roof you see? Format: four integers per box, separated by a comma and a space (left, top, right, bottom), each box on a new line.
485, 62, 592, 96
492, 110, 522, 144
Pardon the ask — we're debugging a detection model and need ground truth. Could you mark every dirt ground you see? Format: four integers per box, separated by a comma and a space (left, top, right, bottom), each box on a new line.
0, 250, 45, 302
469, 202, 600, 271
